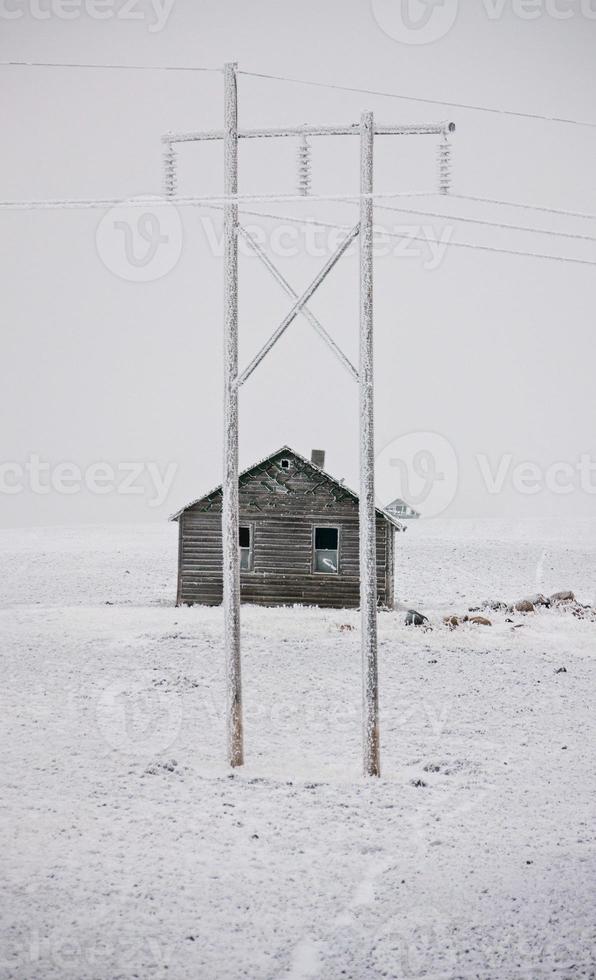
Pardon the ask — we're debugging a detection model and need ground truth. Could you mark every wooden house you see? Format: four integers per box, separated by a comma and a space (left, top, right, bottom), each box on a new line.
171, 447, 403, 609
385, 497, 421, 520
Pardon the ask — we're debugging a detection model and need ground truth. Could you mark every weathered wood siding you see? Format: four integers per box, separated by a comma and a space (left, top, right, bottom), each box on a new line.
176, 451, 396, 610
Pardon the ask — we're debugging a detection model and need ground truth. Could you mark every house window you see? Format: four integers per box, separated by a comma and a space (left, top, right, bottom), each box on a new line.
239, 525, 253, 570
314, 526, 339, 574
280, 458, 291, 470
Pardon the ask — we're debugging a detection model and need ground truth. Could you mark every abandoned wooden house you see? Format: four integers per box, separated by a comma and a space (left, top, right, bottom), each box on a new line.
171, 447, 403, 609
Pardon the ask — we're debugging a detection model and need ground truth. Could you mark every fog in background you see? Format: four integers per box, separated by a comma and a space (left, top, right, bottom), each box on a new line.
1, 0, 595, 527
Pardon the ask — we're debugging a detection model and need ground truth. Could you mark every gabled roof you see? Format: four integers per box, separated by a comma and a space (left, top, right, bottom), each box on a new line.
386, 497, 421, 514
170, 445, 405, 530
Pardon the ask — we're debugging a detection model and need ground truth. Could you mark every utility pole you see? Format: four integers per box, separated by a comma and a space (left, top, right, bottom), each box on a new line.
162, 66, 454, 776
222, 61, 243, 768
359, 111, 380, 777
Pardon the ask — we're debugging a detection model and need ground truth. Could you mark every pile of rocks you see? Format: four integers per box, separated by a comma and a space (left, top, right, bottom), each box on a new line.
444, 614, 493, 629
470, 590, 594, 619
404, 610, 493, 629
403, 590, 594, 630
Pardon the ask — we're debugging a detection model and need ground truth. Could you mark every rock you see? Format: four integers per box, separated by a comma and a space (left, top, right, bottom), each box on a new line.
144, 758, 178, 776
570, 602, 588, 619
554, 599, 594, 621
446, 613, 492, 627
470, 600, 509, 613
405, 610, 430, 628
527, 593, 550, 607
550, 590, 575, 604
514, 600, 535, 613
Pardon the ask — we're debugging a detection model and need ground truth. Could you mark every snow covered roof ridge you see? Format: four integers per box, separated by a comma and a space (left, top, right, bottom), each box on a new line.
169, 445, 405, 530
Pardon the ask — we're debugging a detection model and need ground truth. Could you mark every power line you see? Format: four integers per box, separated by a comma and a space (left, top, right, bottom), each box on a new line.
200, 203, 596, 268
239, 70, 596, 131
375, 202, 596, 244
1, 194, 593, 265
0, 59, 221, 72
2, 193, 594, 237
4, 60, 594, 132
0, 190, 432, 210
384, 230, 596, 267
451, 193, 596, 222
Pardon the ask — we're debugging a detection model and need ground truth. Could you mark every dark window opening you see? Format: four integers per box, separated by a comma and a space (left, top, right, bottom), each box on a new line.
239, 526, 252, 570
280, 458, 291, 469
315, 527, 338, 550
314, 526, 339, 574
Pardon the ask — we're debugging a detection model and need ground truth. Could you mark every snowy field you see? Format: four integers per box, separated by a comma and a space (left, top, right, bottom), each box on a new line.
1, 520, 595, 979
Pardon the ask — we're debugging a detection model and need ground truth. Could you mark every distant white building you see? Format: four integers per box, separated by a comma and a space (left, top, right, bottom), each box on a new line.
385, 498, 421, 520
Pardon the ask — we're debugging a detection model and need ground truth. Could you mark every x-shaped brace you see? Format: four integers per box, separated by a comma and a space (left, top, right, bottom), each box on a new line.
236, 223, 360, 387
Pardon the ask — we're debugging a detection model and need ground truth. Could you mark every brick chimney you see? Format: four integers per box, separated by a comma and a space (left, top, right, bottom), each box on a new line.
311, 449, 326, 470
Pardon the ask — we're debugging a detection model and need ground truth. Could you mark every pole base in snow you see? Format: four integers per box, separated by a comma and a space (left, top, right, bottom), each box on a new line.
364, 726, 381, 778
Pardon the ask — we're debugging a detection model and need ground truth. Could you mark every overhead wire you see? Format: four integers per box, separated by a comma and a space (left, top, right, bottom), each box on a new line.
375, 202, 596, 244
3, 60, 594, 130
0, 59, 221, 72
450, 193, 596, 222
198, 202, 596, 268
238, 69, 596, 131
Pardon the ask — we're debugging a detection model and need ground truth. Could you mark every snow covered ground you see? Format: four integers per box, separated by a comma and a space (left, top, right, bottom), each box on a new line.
1, 520, 594, 979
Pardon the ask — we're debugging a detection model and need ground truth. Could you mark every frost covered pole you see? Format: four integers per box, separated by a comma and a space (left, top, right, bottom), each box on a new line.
223, 61, 243, 768
359, 110, 380, 778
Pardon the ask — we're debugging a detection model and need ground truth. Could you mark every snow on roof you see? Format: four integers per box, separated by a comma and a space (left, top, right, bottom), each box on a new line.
170, 445, 405, 530
386, 497, 421, 515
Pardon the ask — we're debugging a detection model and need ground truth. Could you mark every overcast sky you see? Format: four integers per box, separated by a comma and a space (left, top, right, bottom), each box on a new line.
1, 0, 595, 526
